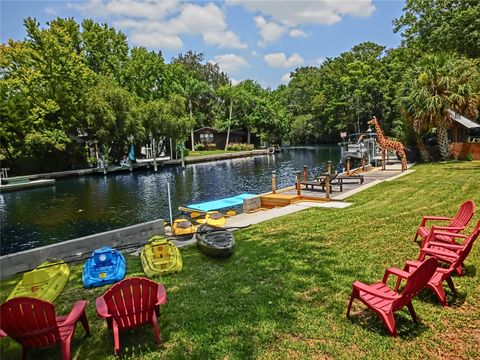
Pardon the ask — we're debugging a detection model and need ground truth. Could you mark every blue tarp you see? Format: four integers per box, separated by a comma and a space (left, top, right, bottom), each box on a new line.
186, 193, 256, 212
128, 144, 135, 161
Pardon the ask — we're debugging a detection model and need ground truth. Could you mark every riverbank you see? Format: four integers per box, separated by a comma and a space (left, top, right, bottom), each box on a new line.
2, 149, 271, 182
1, 161, 478, 359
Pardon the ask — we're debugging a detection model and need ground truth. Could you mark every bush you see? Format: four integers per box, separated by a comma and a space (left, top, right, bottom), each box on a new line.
195, 142, 205, 151
226, 143, 254, 151
465, 153, 473, 161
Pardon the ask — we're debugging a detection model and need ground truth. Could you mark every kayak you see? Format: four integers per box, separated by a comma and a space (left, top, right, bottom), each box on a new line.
205, 211, 226, 227
196, 224, 235, 258
7, 259, 70, 303
172, 218, 196, 236
82, 247, 126, 288
141, 236, 183, 277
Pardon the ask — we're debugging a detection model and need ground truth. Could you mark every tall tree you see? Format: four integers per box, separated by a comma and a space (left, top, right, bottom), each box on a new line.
394, 0, 480, 58
396, 53, 480, 160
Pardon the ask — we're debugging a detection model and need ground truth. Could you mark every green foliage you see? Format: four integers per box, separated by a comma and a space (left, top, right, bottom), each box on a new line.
225, 143, 254, 151
396, 52, 480, 160
194, 142, 206, 151
394, 0, 480, 58
465, 153, 474, 161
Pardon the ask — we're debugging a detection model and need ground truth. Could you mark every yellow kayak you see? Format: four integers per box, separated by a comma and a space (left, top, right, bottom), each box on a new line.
172, 218, 196, 236
7, 259, 70, 303
141, 236, 183, 277
205, 211, 226, 227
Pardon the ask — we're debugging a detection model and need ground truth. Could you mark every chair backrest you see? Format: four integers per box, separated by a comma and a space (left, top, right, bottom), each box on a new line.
395, 257, 438, 309
0, 297, 60, 348
449, 199, 475, 228
451, 221, 480, 269
102, 277, 159, 329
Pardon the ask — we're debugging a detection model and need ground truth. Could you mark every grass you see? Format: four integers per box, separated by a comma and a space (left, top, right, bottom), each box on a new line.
1, 161, 480, 359
187, 150, 242, 157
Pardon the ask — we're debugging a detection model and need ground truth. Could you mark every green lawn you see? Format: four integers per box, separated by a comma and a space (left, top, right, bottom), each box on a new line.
187, 150, 240, 157
1, 161, 479, 359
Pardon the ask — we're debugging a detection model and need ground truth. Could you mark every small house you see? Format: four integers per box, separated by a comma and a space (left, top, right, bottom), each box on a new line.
188, 127, 260, 150
448, 110, 480, 159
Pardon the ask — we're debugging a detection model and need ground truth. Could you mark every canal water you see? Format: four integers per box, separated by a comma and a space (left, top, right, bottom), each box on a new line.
0, 146, 340, 254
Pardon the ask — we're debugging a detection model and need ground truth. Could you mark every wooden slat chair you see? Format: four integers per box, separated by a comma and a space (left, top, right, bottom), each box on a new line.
0, 297, 90, 360
96, 277, 167, 356
346, 257, 437, 337
400, 221, 480, 306
418, 220, 480, 276
414, 199, 475, 247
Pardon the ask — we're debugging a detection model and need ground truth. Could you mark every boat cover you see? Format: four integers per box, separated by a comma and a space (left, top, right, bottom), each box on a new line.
186, 193, 255, 212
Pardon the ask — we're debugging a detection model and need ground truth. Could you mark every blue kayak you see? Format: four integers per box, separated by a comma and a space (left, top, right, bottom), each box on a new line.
82, 247, 126, 288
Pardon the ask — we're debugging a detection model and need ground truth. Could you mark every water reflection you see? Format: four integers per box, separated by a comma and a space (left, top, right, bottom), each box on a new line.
0, 146, 340, 254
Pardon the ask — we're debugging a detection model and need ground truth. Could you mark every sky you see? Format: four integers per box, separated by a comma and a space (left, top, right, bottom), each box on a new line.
1, 0, 406, 88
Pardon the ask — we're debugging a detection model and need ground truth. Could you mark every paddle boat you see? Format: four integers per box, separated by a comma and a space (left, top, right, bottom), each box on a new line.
205, 211, 226, 227
196, 224, 235, 258
141, 236, 183, 277
82, 247, 126, 288
172, 218, 197, 236
7, 259, 70, 303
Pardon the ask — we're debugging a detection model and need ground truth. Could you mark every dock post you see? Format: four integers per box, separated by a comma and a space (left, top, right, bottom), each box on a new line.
346, 156, 350, 176
271, 170, 276, 194
325, 161, 332, 199
362, 158, 366, 172
295, 170, 301, 195
303, 165, 308, 181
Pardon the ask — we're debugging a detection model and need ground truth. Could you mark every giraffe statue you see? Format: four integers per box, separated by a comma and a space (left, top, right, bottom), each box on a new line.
368, 116, 407, 171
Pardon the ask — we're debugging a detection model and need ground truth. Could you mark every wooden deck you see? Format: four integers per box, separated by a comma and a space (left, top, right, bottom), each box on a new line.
281, 160, 414, 201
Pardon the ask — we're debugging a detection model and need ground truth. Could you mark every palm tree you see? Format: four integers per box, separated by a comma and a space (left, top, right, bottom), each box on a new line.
396, 53, 479, 160
177, 76, 212, 151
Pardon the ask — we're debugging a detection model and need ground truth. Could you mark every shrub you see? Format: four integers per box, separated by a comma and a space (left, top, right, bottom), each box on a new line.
226, 143, 254, 151
465, 153, 473, 161
195, 142, 205, 151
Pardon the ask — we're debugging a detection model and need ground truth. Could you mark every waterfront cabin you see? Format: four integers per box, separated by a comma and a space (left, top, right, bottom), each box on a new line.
188, 127, 260, 149
448, 110, 480, 160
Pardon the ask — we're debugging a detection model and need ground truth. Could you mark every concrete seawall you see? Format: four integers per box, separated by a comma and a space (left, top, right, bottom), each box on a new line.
0, 219, 165, 280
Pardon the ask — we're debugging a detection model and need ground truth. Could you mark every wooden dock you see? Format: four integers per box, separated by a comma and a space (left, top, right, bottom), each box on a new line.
0, 179, 55, 192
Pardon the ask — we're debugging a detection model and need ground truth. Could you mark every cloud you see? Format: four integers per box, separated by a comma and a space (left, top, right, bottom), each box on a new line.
210, 54, 249, 74
72, 1, 246, 50
229, 0, 375, 26
315, 57, 327, 65
264, 52, 304, 68
289, 29, 308, 38
254, 15, 286, 45
281, 72, 291, 83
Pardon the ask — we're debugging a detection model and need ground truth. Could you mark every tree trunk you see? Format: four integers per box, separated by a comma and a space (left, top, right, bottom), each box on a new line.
247, 129, 251, 144
437, 126, 451, 160
417, 140, 430, 163
189, 99, 195, 152
225, 97, 233, 150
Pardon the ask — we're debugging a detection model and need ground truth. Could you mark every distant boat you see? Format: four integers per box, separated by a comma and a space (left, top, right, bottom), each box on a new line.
196, 224, 235, 258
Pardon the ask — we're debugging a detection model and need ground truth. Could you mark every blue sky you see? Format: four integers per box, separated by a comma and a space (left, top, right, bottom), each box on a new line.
1, 0, 406, 88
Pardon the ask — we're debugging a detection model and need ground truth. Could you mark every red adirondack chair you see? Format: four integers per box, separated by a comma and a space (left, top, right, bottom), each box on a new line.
414, 199, 475, 247
418, 221, 480, 276
0, 297, 90, 360
401, 222, 480, 306
346, 257, 437, 337
96, 277, 167, 356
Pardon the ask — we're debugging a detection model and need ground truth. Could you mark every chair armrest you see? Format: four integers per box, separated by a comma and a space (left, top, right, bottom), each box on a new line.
382, 267, 411, 283
427, 241, 464, 251
432, 226, 464, 232
96, 296, 111, 319
404, 260, 421, 269
421, 216, 452, 226
419, 248, 457, 263
0, 329, 7, 338
156, 284, 167, 306
431, 230, 467, 239
352, 281, 400, 300
60, 300, 88, 327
